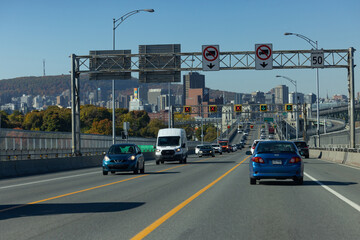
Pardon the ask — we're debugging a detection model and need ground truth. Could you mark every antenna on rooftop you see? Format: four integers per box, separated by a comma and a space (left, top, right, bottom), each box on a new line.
43, 59, 46, 76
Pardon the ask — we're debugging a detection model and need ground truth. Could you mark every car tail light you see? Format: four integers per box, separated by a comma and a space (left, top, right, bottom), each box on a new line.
252, 157, 264, 163
290, 157, 302, 163
252, 146, 255, 149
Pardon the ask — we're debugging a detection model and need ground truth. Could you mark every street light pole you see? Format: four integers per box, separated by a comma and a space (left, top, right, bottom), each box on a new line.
276, 75, 298, 139
112, 9, 154, 144
284, 32, 319, 145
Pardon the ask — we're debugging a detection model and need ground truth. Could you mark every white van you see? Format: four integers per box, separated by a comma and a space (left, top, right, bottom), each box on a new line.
155, 128, 188, 164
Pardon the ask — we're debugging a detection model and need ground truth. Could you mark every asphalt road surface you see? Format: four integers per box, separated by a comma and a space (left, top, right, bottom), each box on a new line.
1, 129, 359, 240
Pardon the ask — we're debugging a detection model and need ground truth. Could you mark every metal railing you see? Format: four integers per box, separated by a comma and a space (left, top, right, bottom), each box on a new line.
0, 129, 156, 161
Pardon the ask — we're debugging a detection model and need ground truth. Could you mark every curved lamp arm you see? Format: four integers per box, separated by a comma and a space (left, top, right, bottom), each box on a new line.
284, 32, 318, 49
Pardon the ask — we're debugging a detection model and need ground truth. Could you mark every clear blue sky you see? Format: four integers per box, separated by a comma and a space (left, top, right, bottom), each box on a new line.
1, 0, 359, 98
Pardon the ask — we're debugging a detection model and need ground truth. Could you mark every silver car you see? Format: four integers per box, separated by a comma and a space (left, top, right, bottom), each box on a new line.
211, 144, 223, 155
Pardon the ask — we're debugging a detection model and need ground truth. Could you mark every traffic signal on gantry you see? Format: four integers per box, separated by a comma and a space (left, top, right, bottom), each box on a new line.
285, 104, 293, 112
234, 104, 242, 112
183, 106, 192, 113
260, 104, 268, 112
209, 105, 217, 112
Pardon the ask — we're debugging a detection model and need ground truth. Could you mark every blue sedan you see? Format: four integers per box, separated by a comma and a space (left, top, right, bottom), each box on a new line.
102, 144, 145, 175
246, 141, 304, 185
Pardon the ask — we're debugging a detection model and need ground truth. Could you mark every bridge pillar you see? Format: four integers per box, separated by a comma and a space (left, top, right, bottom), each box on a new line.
348, 47, 356, 148
71, 54, 81, 156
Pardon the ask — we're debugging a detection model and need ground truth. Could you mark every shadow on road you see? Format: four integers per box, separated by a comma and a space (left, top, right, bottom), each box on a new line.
0, 202, 145, 220
113, 171, 179, 175
259, 180, 358, 186
186, 161, 236, 164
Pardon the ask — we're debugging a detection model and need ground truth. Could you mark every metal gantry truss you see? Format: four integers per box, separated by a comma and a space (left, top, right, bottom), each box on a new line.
71, 48, 355, 154
75, 49, 350, 73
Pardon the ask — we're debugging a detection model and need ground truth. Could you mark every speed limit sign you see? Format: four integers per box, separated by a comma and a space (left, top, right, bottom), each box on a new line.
311, 50, 324, 68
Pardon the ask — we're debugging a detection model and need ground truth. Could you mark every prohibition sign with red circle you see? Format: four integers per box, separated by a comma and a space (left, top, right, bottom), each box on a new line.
256, 45, 272, 60
203, 46, 219, 62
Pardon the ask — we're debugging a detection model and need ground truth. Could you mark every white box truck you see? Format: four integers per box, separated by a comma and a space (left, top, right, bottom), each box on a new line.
155, 128, 188, 164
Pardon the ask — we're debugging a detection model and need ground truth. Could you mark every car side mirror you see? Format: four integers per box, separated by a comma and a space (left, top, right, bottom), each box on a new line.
246, 151, 252, 155
182, 143, 186, 148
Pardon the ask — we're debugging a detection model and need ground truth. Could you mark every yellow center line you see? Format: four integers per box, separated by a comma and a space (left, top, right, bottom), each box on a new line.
131, 156, 249, 240
0, 156, 231, 214
0, 164, 184, 214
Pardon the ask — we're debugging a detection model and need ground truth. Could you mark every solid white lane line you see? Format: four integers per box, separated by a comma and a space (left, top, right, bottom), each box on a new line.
304, 172, 360, 213
0, 171, 98, 190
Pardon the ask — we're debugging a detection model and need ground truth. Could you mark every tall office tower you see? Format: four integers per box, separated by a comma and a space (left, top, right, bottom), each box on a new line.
148, 89, 163, 107
183, 72, 205, 105
274, 85, 289, 104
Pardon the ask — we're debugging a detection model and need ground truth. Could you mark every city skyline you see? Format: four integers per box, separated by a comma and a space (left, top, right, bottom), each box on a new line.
1, 0, 359, 98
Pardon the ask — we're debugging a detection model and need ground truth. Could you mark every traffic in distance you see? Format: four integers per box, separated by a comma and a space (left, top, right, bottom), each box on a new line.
102, 122, 307, 186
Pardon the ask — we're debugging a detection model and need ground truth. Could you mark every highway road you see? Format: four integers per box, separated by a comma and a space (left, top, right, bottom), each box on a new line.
0, 129, 359, 240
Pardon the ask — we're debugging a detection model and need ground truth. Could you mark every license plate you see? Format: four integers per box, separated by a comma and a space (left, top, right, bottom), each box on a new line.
272, 160, 282, 165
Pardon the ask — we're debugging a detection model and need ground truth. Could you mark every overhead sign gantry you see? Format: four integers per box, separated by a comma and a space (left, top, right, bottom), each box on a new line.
70, 45, 355, 154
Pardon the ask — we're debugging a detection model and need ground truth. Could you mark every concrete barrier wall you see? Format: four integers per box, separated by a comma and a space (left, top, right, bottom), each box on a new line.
0, 152, 156, 179
309, 149, 360, 168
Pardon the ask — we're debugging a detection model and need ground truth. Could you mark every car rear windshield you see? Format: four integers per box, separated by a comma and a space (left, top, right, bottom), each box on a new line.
256, 142, 297, 154
294, 142, 307, 147
201, 145, 212, 150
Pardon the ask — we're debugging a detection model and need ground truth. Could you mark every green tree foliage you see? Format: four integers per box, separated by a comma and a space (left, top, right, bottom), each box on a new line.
0, 111, 11, 128
42, 106, 69, 132
122, 110, 150, 136
80, 105, 111, 132
115, 108, 129, 135
8, 110, 24, 129
139, 119, 167, 138
85, 119, 112, 135
195, 124, 217, 142
23, 110, 44, 131
204, 125, 218, 142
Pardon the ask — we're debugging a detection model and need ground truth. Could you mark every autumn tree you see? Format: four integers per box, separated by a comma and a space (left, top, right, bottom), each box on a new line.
80, 105, 111, 132
85, 119, 112, 135
23, 110, 44, 131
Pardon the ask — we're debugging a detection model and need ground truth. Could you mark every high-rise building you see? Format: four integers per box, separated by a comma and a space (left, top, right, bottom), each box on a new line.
148, 89, 163, 107
304, 93, 316, 104
183, 72, 205, 105
289, 92, 305, 104
274, 85, 289, 104
265, 92, 275, 104
251, 91, 265, 103
235, 93, 243, 104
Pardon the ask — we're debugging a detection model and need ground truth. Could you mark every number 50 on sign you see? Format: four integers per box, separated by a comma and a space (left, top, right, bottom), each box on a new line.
311, 50, 324, 68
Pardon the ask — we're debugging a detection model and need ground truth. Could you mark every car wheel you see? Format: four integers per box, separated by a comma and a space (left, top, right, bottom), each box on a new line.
156, 160, 160, 165
161, 161, 164, 164
133, 164, 139, 174
294, 177, 303, 185
103, 170, 108, 175
250, 178, 256, 185
183, 157, 187, 164
212, 154, 215, 157
305, 155, 309, 159
111, 171, 115, 174
220, 152, 222, 155
140, 163, 145, 174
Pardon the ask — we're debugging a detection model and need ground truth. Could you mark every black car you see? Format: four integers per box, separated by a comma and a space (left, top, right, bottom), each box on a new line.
197, 145, 215, 157
293, 140, 309, 158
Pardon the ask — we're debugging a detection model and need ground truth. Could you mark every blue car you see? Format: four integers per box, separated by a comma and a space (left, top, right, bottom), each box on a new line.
102, 143, 145, 175
246, 141, 304, 185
